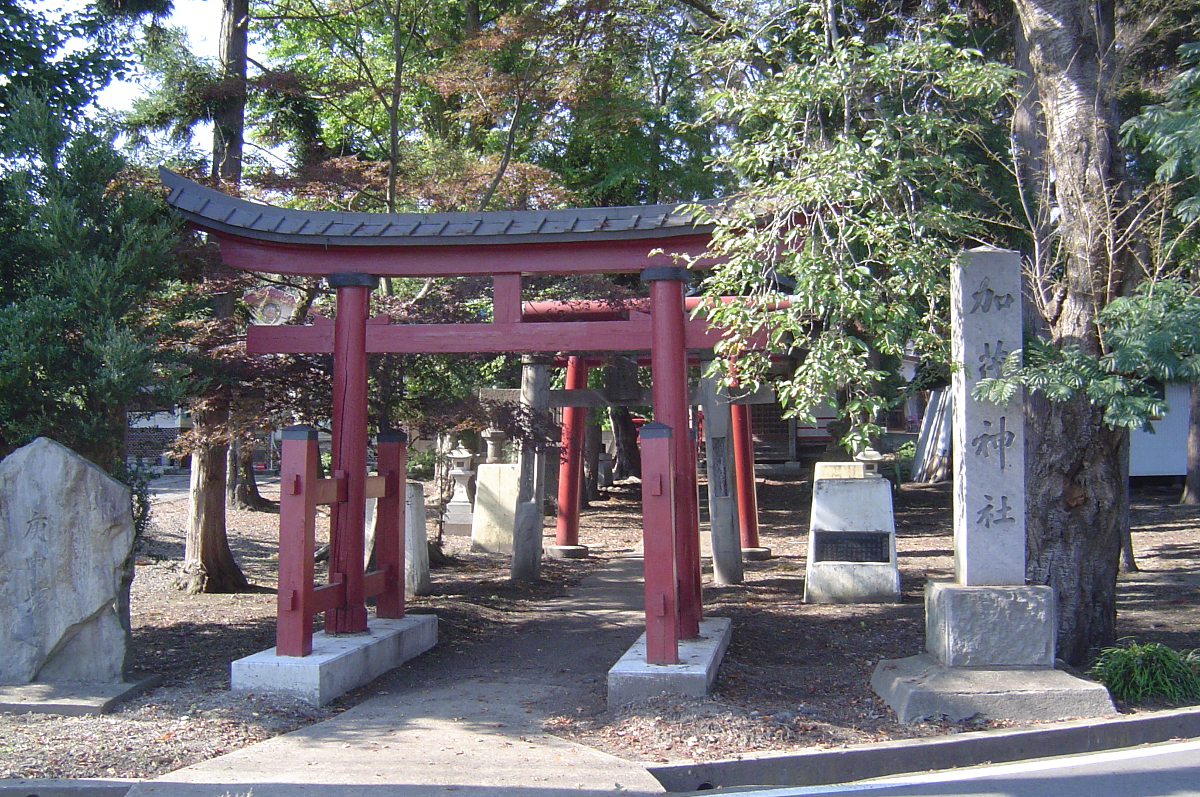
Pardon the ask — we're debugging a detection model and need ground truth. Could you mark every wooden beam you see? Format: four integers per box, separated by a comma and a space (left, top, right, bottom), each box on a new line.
247, 317, 726, 355
216, 233, 716, 278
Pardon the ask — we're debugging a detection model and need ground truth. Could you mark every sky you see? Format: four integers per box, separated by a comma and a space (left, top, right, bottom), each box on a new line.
97, 0, 223, 112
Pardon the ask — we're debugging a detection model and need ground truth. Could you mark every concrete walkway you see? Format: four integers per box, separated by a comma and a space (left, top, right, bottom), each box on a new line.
125, 555, 665, 797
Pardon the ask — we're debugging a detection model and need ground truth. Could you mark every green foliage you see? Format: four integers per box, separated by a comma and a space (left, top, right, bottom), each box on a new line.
1089, 640, 1200, 704
0, 0, 125, 125
1123, 43, 1200, 222
406, 448, 437, 481
0, 89, 183, 468
975, 279, 1200, 430
695, 7, 1018, 451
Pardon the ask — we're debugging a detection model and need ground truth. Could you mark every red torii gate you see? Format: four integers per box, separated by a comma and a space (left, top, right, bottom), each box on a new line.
161, 168, 759, 665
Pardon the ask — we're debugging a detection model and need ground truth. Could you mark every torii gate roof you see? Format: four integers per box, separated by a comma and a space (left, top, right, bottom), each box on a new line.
159, 168, 718, 277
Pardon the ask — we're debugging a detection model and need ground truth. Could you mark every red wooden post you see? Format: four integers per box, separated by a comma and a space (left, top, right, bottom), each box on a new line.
731, 399, 762, 550
639, 421, 679, 664
555, 356, 588, 547
643, 266, 702, 639
374, 429, 407, 619
277, 425, 320, 656
326, 272, 377, 634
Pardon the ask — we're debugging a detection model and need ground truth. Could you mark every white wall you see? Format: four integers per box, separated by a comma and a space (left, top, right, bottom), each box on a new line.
1130, 382, 1189, 477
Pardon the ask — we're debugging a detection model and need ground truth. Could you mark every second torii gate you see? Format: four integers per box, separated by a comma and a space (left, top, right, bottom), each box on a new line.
161, 168, 757, 666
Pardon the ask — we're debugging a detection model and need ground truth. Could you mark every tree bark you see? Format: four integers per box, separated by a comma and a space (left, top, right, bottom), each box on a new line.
1016, 0, 1133, 666
582, 416, 602, 504
608, 405, 641, 480
213, 0, 248, 183
1181, 382, 1200, 504
181, 404, 249, 594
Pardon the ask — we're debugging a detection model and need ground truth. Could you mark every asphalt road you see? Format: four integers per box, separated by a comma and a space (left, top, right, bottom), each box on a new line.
707, 738, 1200, 797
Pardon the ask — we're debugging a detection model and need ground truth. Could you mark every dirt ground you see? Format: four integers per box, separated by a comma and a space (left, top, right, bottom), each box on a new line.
2, 472, 1199, 779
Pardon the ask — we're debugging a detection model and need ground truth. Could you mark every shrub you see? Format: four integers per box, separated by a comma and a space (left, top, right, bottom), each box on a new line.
1089, 640, 1200, 703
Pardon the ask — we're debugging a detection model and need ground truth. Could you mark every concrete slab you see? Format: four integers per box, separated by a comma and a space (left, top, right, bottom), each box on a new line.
0, 676, 162, 716
545, 544, 588, 559
871, 653, 1115, 723
607, 617, 732, 705
231, 614, 437, 706
804, 562, 901, 603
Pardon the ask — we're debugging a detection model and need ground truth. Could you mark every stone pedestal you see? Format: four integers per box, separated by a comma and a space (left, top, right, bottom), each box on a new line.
804, 475, 900, 604
471, 463, 520, 553
442, 448, 474, 536
926, 582, 1054, 667
481, 429, 507, 464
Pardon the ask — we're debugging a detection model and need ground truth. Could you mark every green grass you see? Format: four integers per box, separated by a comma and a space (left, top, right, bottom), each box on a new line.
1088, 640, 1200, 704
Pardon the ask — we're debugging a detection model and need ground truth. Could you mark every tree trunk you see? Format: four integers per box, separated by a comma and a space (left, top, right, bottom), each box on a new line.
1026, 394, 1126, 665
608, 406, 641, 479
213, 0, 248, 183
181, 404, 249, 594
582, 416, 602, 504
1016, 0, 1132, 666
1181, 382, 1200, 504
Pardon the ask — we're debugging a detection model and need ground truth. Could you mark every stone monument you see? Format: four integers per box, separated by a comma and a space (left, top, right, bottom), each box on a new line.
804, 465, 900, 604
871, 247, 1114, 722
405, 482, 431, 597
0, 438, 156, 714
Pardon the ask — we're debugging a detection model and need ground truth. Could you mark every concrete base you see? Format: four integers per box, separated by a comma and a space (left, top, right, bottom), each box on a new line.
871, 653, 1115, 723
231, 614, 437, 706
544, 544, 588, 559
607, 617, 732, 706
926, 581, 1055, 667
442, 522, 471, 537
804, 561, 901, 603
0, 675, 162, 716
0, 779, 136, 797
742, 547, 772, 561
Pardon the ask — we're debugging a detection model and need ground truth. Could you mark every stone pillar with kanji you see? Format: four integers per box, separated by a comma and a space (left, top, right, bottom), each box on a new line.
870, 248, 1114, 723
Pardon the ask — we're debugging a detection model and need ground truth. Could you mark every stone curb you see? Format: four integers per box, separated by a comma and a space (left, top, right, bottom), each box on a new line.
650, 705, 1200, 793
0, 778, 137, 797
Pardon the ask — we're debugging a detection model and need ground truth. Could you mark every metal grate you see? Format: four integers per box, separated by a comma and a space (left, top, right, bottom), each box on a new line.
812, 531, 890, 563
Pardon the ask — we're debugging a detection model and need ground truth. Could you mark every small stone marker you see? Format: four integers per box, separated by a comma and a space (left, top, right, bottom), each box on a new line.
699, 371, 743, 586
405, 482, 431, 597
804, 469, 900, 604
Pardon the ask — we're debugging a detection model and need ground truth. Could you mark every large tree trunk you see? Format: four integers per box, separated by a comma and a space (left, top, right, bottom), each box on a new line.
1016, 0, 1132, 666
1026, 394, 1126, 665
213, 0, 248, 183
180, 404, 249, 594
608, 406, 641, 480
1181, 382, 1200, 504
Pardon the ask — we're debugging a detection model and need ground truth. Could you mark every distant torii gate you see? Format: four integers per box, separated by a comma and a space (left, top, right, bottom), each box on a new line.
161, 168, 762, 666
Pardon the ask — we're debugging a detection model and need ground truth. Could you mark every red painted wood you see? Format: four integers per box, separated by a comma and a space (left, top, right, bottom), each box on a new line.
639, 425, 679, 664
648, 276, 702, 639
326, 283, 372, 634
276, 431, 320, 656
731, 393, 761, 550
362, 569, 388, 599
492, 274, 523, 324
554, 357, 588, 547
248, 316, 727, 356
311, 580, 348, 613
214, 233, 717, 277
374, 436, 406, 618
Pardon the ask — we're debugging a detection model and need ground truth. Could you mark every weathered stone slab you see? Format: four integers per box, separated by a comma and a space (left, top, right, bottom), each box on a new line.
607, 618, 732, 705
925, 581, 1056, 667
0, 438, 135, 685
470, 463, 519, 553
951, 247, 1025, 585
